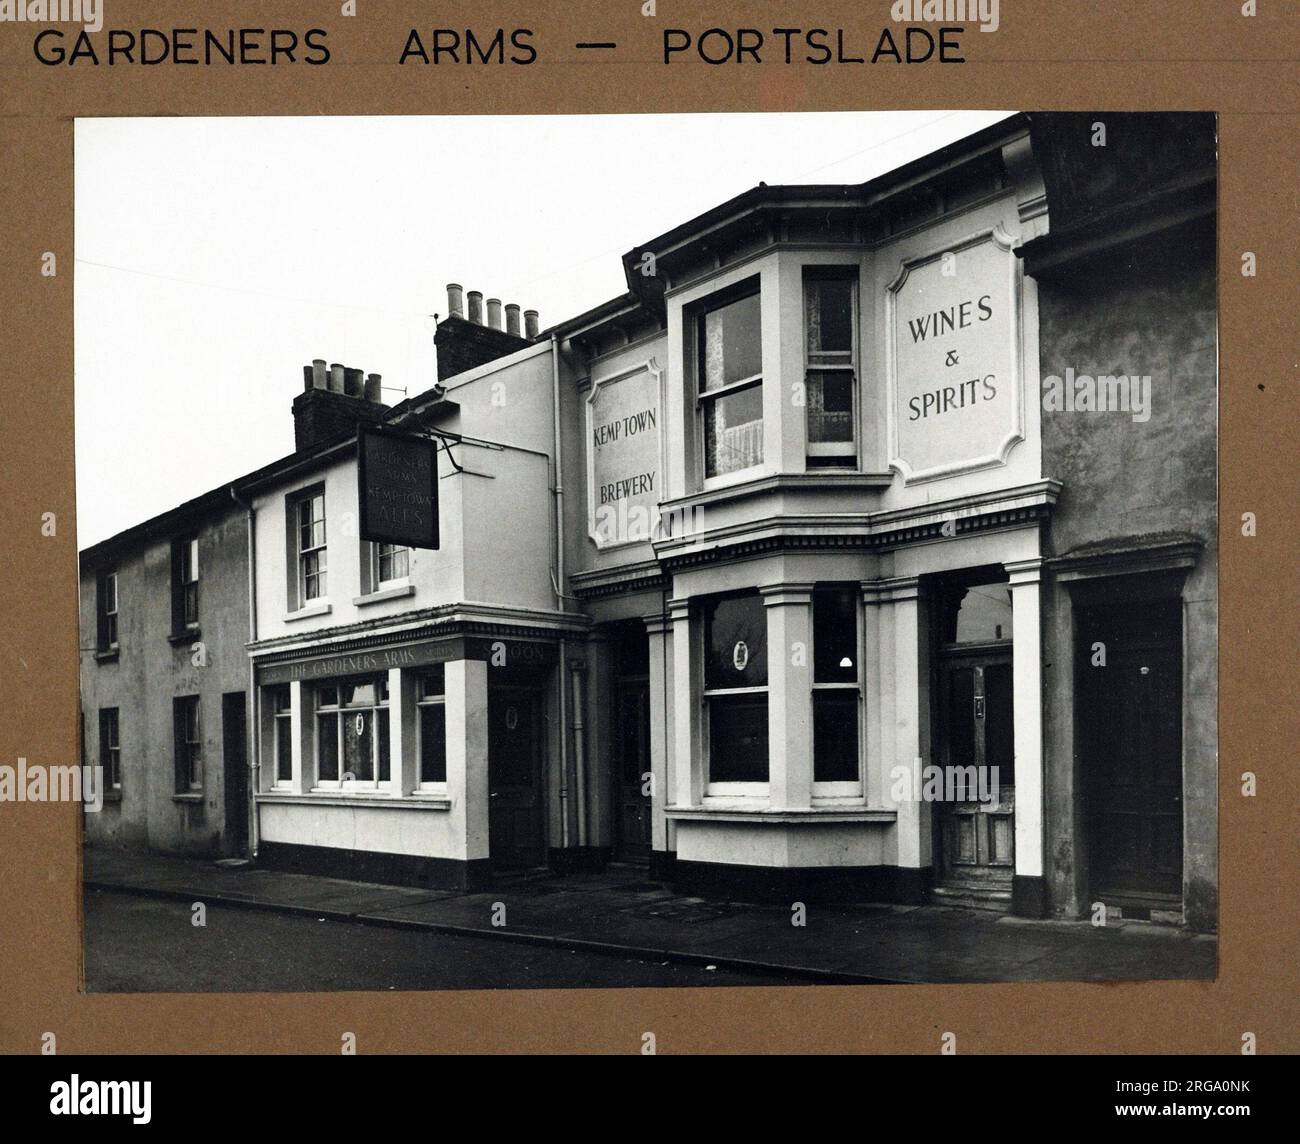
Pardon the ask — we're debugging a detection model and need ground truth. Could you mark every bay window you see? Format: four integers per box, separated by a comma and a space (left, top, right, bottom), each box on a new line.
698, 285, 763, 479
702, 592, 769, 789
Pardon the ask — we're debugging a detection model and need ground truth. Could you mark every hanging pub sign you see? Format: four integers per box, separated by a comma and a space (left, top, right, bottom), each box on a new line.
357, 425, 440, 549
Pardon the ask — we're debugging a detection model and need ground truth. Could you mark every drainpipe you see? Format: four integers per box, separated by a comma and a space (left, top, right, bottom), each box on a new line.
230, 486, 259, 859
571, 663, 588, 847
550, 332, 570, 851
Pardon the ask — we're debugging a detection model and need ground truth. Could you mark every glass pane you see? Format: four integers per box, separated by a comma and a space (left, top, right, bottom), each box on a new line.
984, 663, 1014, 786
342, 709, 373, 780
420, 704, 447, 783
946, 669, 975, 771
377, 709, 390, 783
317, 714, 338, 780
953, 584, 1013, 643
276, 716, 293, 781
813, 588, 858, 682
700, 291, 761, 391
342, 681, 376, 707
420, 665, 446, 698
708, 694, 769, 782
813, 691, 859, 782
316, 685, 338, 709
704, 594, 768, 690
807, 371, 854, 444
806, 278, 853, 358
703, 384, 763, 477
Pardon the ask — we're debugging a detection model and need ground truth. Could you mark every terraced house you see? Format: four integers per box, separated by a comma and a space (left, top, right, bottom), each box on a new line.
80, 111, 1217, 930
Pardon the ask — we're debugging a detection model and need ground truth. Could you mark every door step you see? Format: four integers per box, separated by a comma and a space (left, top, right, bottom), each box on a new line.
930, 883, 1013, 912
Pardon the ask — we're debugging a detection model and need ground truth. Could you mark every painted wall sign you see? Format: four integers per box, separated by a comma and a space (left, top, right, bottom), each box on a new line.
886, 225, 1024, 483
258, 638, 462, 685
358, 426, 440, 549
587, 361, 664, 548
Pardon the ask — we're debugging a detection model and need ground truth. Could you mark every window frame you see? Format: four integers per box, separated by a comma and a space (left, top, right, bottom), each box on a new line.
802, 269, 860, 466
171, 535, 200, 632
372, 540, 410, 588
97, 570, 119, 651
311, 675, 391, 792
416, 668, 448, 791
174, 696, 202, 793
695, 282, 765, 484
700, 592, 770, 797
98, 707, 121, 792
811, 585, 864, 797
295, 491, 328, 607
270, 685, 293, 787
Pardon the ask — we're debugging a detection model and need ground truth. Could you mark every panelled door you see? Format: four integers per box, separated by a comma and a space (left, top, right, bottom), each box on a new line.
1078, 600, 1183, 903
934, 656, 1015, 890
488, 685, 546, 869
613, 679, 652, 862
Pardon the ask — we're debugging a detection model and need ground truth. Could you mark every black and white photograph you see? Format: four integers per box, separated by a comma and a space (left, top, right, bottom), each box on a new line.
75, 109, 1218, 993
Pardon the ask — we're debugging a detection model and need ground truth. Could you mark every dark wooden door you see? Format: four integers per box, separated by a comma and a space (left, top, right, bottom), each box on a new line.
488, 685, 545, 869
1079, 601, 1183, 902
935, 657, 1015, 889
221, 692, 248, 857
613, 680, 652, 862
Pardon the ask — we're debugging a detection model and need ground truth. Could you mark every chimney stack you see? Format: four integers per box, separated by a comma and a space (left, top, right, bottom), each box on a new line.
446, 283, 464, 319
486, 297, 503, 331
505, 303, 521, 338
467, 291, 484, 325
294, 359, 390, 452
524, 309, 540, 340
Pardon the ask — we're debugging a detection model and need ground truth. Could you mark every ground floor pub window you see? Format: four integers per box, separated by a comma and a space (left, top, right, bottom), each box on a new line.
702, 592, 769, 792
812, 585, 861, 790
270, 685, 292, 785
417, 666, 447, 788
314, 677, 390, 789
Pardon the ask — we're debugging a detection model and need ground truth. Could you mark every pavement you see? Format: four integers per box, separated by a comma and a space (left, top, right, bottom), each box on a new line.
83, 847, 1217, 986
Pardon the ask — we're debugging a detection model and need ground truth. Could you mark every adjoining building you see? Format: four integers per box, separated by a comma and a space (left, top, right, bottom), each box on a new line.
80, 112, 1217, 930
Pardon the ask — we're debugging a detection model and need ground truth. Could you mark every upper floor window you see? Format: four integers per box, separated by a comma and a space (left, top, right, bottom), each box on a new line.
98, 707, 121, 792
373, 541, 409, 586
702, 592, 769, 789
171, 536, 199, 632
96, 571, 119, 651
698, 286, 763, 479
295, 491, 327, 605
804, 271, 858, 467
174, 696, 202, 792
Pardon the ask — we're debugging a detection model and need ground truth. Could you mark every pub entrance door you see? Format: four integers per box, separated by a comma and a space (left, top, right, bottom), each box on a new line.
488, 683, 546, 870
609, 620, 652, 863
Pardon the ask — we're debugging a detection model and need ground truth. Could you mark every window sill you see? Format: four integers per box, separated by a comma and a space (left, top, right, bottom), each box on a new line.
283, 601, 332, 622
94, 647, 120, 663
101, 790, 122, 803
255, 791, 451, 811
353, 583, 415, 607
172, 792, 204, 803
168, 628, 201, 645
666, 805, 897, 825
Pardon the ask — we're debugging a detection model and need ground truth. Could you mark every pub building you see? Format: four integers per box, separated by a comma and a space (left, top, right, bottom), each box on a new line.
80, 112, 1217, 930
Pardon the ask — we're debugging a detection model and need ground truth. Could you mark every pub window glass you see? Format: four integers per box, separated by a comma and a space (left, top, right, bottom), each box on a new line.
703, 593, 769, 785
698, 288, 764, 479
314, 677, 389, 788
804, 272, 858, 467
271, 686, 293, 783
418, 665, 447, 786
812, 586, 860, 784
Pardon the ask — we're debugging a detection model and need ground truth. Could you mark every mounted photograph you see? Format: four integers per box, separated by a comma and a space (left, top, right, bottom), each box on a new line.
74, 110, 1218, 992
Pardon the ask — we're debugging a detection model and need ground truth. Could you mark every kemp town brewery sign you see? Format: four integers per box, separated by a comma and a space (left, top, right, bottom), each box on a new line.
358, 425, 440, 549
885, 224, 1024, 483
587, 360, 664, 548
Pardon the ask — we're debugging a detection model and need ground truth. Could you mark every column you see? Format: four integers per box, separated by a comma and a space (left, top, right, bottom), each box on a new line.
761, 583, 815, 810
446, 658, 490, 861
1007, 558, 1046, 917
645, 613, 672, 854
886, 577, 929, 871
668, 597, 699, 808
387, 666, 417, 796
289, 679, 310, 794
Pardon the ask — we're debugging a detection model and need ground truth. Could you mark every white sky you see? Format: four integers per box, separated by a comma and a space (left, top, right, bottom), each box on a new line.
74, 110, 1013, 548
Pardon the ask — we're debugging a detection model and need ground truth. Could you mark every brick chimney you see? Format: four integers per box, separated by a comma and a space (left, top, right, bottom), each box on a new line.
434, 283, 538, 382
293, 360, 389, 451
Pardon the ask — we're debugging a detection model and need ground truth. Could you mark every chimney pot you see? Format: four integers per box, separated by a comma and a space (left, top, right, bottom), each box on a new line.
486, 298, 503, 331
505, 303, 521, 338
364, 373, 383, 403
344, 367, 364, 397
446, 283, 464, 319
467, 291, 484, 325
303, 365, 315, 391
312, 359, 328, 389
524, 310, 540, 340
329, 363, 345, 393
